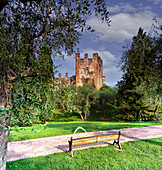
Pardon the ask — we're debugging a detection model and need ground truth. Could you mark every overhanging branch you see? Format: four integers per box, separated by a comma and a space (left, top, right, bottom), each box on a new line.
0, 60, 47, 81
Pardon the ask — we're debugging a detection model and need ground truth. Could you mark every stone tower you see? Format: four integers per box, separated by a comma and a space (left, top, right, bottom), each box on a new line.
76, 53, 105, 90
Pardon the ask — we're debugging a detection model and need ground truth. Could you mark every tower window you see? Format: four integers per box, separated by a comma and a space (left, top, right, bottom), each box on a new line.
86, 69, 88, 75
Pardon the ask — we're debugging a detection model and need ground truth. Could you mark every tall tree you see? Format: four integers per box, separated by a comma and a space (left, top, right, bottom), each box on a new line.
0, 1, 110, 169
117, 27, 161, 121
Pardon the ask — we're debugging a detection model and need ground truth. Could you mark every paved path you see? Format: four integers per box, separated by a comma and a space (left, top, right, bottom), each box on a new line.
7, 125, 162, 162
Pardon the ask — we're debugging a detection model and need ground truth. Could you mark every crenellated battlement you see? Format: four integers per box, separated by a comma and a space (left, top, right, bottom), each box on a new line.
55, 72, 76, 85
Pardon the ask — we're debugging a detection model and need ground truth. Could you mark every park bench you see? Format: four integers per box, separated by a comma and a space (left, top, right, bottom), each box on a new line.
68, 131, 122, 158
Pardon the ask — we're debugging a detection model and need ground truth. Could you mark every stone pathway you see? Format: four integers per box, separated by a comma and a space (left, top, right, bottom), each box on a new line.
7, 125, 162, 162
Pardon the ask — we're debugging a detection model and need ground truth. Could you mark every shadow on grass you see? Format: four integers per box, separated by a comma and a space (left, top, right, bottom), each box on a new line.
51, 112, 81, 122
142, 139, 162, 146
121, 133, 140, 141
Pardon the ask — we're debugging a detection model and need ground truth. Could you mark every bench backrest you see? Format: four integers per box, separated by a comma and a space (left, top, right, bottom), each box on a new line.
72, 133, 119, 146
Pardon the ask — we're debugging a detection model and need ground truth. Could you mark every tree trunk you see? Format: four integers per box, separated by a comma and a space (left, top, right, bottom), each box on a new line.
84, 112, 87, 121
0, 108, 10, 170
154, 105, 160, 123
103, 108, 106, 118
136, 110, 140, 121
0, 125, 9, 170
79, 113, 85, 121
0, 80, 11, 170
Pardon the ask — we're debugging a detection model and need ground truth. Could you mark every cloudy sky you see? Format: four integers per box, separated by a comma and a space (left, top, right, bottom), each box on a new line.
54, 0, 162, 87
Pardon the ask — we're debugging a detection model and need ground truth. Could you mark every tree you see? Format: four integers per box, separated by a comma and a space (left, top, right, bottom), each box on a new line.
117, 27, 161, 121
37, 46, 54, 78
97, 85, 117, 118
55, 81, 77, 113
136, 82, 161, 122
75, 84, 96, 121
0, 1, 110, 169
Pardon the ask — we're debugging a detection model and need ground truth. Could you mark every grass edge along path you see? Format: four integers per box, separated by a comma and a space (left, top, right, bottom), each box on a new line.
7, 137, 162, 170
9, 121, 162, 142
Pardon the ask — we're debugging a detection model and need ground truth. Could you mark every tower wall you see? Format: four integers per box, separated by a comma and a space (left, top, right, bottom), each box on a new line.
75, 53, 105, 90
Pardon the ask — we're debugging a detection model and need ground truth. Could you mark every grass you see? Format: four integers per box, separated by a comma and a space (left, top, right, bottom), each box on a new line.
9, 121, 162, 142
7, 137, 162, 170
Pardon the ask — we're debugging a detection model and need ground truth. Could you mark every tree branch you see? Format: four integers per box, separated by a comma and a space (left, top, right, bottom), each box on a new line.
0, 60, 47, 81
33, 32, 47, 52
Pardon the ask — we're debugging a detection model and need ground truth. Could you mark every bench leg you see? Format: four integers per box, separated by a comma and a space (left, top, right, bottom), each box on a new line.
118, 143, 122, 150
113, 131, 122, 150
113, 139, 122, 149
69, 137, 74, 158
118, 131, 122, 149
113, 140, 116, 145
71, 151, 73, 158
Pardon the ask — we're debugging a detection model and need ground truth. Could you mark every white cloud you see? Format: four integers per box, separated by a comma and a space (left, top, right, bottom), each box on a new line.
104, 65, 123, 87
108, 5, 121, 13
149, 0, 162, 4
80, 48, 116, 62
108, 3, 136, 13
108, 3, 152, 14
138, 5, 152, 11
87, 10, 156, 42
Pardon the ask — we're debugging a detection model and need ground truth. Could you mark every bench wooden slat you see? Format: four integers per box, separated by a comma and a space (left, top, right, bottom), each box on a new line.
73, 136, 97, 146
73, 140, 97, 146
73, 136, 97, 141
72, 134, 119, 146
98, 134, 118, 142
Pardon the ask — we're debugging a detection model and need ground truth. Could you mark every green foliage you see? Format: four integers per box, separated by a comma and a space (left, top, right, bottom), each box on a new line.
7, 137, 162, 170
10, 77, 45, 126
96, 85, 117, 118
50, 109, 81, 122
55, 81, 77, 113
136, 82, 161, 110
8, 76, 63, 126
117, 27, 162, 121
75, 84, 96, 121
37, 46, 55, 78
136, 81, 161, 121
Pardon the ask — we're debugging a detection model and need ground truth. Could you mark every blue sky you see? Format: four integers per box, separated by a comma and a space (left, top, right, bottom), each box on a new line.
54, 0, 162, 87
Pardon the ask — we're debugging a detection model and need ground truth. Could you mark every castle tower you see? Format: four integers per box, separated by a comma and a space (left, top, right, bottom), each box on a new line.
75, 53, 105, 90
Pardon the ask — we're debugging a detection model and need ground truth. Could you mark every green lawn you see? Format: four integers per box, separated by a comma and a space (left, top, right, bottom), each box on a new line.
7, 137, 162, 170
9, 121, 162, 142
